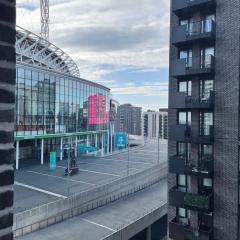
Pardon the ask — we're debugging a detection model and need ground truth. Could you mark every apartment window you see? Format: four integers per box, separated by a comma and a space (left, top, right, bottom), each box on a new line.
202, 14, 215, 33
200, 79, 213, 100
177, 174, 188, 192
180, 49, 192, 68
200, 112, 213, 136
177, 142, 190, 160
178, 111, 191, 125
177, 207, 190, 223
199, 144, 213, 159
203, 178, 213, 188
201, 47, 214, 68
179, 80, 192, 96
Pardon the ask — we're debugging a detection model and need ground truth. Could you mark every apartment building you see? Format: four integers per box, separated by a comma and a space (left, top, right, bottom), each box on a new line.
116, 104, 142, 136
142, 110, 168, 140
168, 0, 240, 239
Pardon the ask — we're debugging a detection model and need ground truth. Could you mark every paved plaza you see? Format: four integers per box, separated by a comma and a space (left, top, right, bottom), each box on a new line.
14, 140, 168, 213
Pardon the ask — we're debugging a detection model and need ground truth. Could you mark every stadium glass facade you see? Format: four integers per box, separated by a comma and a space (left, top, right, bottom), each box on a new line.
15, 64, 110, 168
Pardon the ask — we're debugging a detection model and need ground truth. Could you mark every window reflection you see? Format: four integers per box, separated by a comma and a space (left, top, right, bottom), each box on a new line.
16, 66, 110, 136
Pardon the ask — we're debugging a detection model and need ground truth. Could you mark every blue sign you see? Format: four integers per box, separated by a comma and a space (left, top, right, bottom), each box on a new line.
49, 152, 56, 171
115, 133, 127, 149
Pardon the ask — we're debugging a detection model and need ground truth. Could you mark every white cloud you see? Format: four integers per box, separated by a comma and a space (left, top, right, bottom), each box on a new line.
17, 0, 170, 79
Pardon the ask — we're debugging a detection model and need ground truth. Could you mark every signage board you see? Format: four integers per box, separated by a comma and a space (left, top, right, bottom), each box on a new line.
115, 133, 127, 149
50, 151, 56, 171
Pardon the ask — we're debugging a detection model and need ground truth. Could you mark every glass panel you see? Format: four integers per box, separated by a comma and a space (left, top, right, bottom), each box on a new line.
200, 80, 213, 99
179, 81, 187, 93
178, 174, 187, 187
179, 112, 186, 125
200, 112, 213, 135
203, 178, 213, 187
178, 208, 186, 217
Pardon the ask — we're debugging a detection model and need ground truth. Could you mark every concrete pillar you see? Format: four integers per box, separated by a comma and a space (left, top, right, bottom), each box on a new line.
147, 226, 151, 240
41, 139, 44, 165
86, 135, 90, 154
101, 133, 104, 156
60, 137, 63, 161
95, 134, 98, 148
107, 130, 110, 154
75, 136, 77, 157
16, 141, 19, 170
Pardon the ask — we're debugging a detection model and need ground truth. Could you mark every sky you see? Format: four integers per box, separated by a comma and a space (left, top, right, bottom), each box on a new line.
17, 0, 170, 111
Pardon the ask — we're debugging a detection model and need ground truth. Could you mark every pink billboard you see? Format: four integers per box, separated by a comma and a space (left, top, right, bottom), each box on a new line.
88, 94, 109, 125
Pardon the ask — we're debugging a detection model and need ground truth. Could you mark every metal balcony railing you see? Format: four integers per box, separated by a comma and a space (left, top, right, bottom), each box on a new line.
171, 55, 215, 77
169, 124, 214, 144
169, 217, 213, 240
169, 187, 213, 213
171, 20, 216, 46
170, 91, 215, 109
169, 154, 213, 177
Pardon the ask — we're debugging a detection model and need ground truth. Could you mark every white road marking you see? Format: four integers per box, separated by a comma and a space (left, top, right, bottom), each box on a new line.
27, 170, 96, 186
15, 181, 67, 199
81, 218, 116, 232
56, 165, 121, 177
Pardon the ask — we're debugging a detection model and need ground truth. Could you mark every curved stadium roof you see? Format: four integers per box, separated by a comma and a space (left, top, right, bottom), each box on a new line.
16, 26, 80, 78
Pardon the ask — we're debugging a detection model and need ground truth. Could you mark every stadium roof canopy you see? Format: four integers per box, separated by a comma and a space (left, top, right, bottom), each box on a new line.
16, 26, 80, 78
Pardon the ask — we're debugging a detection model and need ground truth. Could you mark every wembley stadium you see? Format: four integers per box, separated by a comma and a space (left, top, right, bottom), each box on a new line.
15, 26, 111, 169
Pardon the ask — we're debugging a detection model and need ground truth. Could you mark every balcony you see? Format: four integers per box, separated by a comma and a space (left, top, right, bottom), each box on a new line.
172, 0, 216, 17
171, 20, 216, 47
169, 91, 215, 109
169, 187, 213, 213
171, 55, 215, 78
169, 155, 213, 177
169, 217, 213, 240
169, 125, 214, 144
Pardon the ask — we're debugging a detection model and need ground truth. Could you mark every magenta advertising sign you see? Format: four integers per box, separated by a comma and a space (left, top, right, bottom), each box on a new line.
88, 94, 109, 125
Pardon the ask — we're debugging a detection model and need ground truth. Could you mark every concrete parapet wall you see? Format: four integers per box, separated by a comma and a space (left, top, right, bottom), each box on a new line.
101, 205, 167, 240
14, 163, 167, 237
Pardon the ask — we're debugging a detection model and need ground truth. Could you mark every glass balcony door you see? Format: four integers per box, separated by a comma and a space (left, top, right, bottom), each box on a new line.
179, 80, 192, 96
200, 112, 213, 136
178, 111, 191, 125
180, 49, 192, 68
200, 79, 213, 100
201, 47, 214, 68
202, 14, 215, 33
178, 142, 191, 161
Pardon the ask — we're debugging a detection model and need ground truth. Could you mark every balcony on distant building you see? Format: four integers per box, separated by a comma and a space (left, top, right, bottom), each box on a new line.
169, 124, 214, 144
171, 20, 216, 47
169, 187, 213, 213
171, 55, 215, 78
169, 91, 215, 109
169, 217, 213, 240
169, 155, 213, 177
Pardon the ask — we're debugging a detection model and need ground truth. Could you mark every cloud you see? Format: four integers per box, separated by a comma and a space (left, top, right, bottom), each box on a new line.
16, 0, 170, 109
111, 84, 168, 97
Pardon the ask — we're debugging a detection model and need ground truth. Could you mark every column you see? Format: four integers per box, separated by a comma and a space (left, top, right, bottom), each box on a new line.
86, 135, 89, 154
95, 134, 98, 156
60, 137, 63, 161
101, 133, 104, 156
16, 141, 19, 170
146, 226, 151, 240
107, 130, 110, 154
75, 136, 78, 157
41, 139, 44, 165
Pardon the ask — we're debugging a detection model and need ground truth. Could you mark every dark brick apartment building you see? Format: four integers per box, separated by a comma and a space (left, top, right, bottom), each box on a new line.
168, 0, 240, 239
